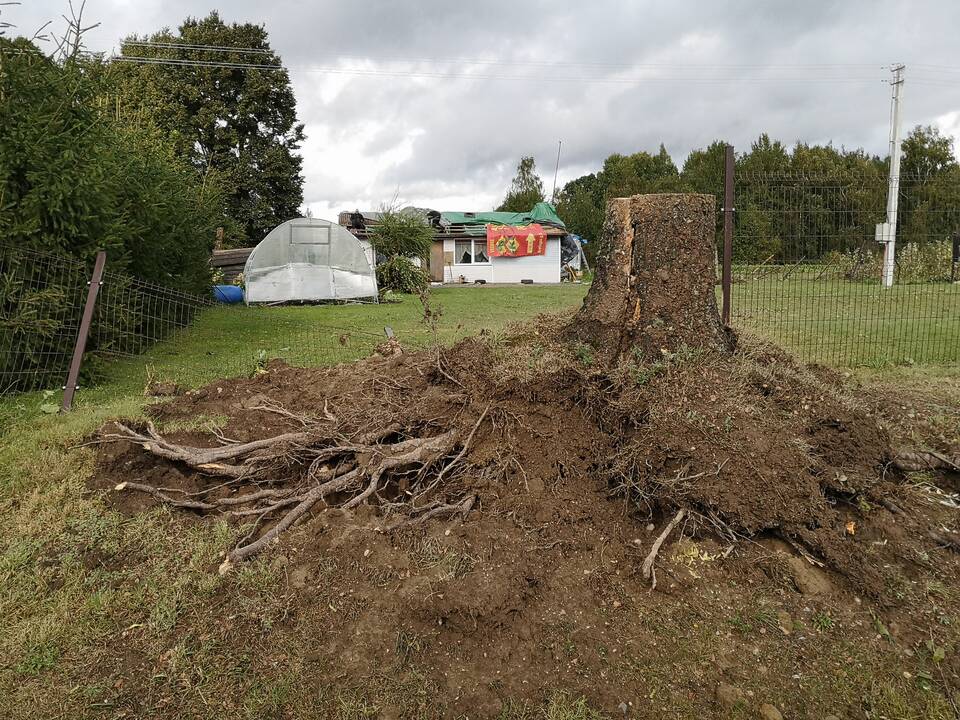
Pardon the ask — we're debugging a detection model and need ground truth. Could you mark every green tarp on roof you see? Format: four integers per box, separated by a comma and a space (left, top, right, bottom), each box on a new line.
440, 202, 566, 235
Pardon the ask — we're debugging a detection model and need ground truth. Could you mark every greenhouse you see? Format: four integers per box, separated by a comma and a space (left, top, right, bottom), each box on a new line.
243, 218, 378, 304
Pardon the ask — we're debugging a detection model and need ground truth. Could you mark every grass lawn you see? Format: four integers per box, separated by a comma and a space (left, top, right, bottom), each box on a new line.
731, 273, 960, 367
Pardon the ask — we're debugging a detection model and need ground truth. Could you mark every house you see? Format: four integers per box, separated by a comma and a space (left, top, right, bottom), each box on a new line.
339, 203, 577, 284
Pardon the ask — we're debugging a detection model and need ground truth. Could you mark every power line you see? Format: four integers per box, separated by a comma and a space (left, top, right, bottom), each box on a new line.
110, 55, 886, 85
122, 40, 884, 72
121, 40, 276, 56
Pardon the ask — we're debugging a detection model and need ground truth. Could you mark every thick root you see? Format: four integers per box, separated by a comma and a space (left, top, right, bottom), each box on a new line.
110, 416, 488, 569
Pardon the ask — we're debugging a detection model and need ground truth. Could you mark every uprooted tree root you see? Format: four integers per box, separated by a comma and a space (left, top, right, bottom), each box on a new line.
96, 193, 960, 599
99, 331, 960, 598
107, 405, 489, 573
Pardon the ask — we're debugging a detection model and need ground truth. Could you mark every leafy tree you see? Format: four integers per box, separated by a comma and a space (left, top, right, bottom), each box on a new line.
898, 126, 960, 246
681, 141, 729, 254
738, 134, 791, 175
556, 145, 681, 262
498, 156, 545, 212
555, 173, 603, 263
0, 38, 220, 287
681, 141, 727, 197
901, 125, 957, 180
111, 11, 305, 245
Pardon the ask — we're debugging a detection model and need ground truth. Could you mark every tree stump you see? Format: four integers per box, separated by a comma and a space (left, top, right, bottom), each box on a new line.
574, 193, 731, 362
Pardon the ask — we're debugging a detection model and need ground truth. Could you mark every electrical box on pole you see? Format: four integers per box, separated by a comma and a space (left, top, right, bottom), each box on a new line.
880, 64, 905, 288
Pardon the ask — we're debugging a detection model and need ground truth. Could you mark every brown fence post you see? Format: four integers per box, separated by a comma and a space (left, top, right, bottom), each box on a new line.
61, 250, 106, 412
721, 145, 735, 325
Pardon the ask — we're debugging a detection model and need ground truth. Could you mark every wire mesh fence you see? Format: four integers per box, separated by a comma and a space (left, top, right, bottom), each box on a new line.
731, 171, 960, 366
0, 244, 88, 393
121, 304, 428, 392
0, 242, 428, 401
5, 170, 960, 402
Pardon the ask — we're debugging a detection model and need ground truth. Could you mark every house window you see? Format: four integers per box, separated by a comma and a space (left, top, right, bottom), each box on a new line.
454, 238, 489, 264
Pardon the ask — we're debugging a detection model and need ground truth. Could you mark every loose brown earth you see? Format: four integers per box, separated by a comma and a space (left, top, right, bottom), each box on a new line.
88, 313, 960, 718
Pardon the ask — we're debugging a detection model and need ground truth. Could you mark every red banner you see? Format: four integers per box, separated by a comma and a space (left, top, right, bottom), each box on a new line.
486, 224, 547, 258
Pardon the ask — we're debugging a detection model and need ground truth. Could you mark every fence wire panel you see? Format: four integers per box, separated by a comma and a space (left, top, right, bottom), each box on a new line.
92, 271, 215, 359
0, 241, 427, 400
0, 244, 88, 393
732, 172, 960, 366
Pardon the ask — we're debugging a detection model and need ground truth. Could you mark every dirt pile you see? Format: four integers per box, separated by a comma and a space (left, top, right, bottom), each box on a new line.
99, 323, 946, 598
88, 193, 960, 716
90, 324, 960, 713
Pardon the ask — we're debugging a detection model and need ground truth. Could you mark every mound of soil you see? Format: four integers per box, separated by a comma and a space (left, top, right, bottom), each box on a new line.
88, 194, 960, 716
90, 320, 960, 716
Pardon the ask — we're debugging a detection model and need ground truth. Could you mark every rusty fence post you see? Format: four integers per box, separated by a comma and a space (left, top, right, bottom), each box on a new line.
61, 250, 106, 412
721, 145, 735, 326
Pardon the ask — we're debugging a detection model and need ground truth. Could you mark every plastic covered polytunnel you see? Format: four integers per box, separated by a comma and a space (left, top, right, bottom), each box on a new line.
243, 218, 378, 303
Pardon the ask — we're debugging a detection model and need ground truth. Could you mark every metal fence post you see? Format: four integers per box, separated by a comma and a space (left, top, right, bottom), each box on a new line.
61, 250, 106, 412
721, 145, 735, 325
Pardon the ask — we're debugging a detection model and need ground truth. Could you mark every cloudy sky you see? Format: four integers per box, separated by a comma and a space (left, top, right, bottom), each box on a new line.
9, 1, 960, 216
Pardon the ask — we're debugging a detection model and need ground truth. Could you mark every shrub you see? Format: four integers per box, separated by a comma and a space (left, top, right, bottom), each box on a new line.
0, 40, 225, 390
0, 39, 222, 293
375, 256, 429, 296
896, 240, 952, 283
825, 241, 952, 284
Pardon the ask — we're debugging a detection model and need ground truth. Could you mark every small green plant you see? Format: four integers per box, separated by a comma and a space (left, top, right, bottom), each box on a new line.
38, 389, 59, 414
14, 641, 60, 675
812, 611, 835, 632
574, 342, 595, 366
754, 606, 779, 630
728, 614, 753, 633
253, 349, 268, 375
925, 638, 947, 664
630, 362, 662, 385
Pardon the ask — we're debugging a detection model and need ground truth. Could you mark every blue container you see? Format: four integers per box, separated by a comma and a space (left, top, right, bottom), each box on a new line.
213, 285, 244, 304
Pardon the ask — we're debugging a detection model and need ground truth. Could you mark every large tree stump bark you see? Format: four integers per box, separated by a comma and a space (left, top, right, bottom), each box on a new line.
574, 193, 731, 362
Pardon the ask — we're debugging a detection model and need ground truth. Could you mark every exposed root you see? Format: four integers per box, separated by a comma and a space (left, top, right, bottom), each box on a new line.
109, 418, 482, 570
928, 529, 960, 554
386, 493, 477, 531
106, 422, 312, 478
641, 508, 686, 590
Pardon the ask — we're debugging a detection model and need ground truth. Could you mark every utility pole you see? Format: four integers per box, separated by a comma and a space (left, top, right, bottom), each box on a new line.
879, 64, 905, 287
551, 140, 562, 203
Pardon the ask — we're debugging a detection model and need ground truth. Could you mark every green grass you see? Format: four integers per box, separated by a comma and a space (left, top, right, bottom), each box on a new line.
731, 275, 960, 367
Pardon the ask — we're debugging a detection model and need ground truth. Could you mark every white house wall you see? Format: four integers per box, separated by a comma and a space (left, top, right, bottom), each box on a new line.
441, 237, 560, 284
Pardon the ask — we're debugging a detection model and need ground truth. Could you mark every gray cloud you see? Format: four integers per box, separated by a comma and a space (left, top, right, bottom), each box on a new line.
8, 1, 960, 216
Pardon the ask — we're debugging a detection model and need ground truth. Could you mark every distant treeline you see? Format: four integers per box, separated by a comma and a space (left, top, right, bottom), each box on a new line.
554, 130, 960, 264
